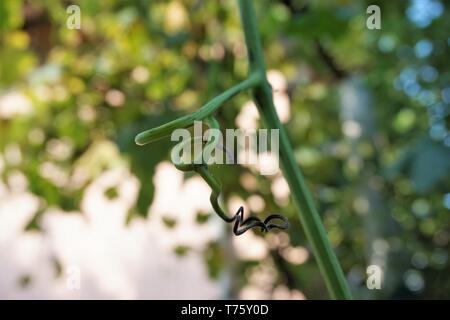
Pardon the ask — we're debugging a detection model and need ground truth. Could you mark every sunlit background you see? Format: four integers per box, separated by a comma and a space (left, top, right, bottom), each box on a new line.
0, 0, 449, 299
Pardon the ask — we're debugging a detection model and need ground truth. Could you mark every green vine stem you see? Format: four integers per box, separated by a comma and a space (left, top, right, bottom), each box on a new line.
237, 0, 352, 299
135, 72, 263, 146
135, 0, 352, 299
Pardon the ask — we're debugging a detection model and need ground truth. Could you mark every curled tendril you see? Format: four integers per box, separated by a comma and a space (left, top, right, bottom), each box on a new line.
166, 116, 288, 236
176, 155, 289, 236
179, 159, 289, 236
135, 73, 288, 236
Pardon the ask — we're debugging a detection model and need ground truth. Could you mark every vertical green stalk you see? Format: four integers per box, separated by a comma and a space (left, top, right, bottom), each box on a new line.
237, 0, 352, 299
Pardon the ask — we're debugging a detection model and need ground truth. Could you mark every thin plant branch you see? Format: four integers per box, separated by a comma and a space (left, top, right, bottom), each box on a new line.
237, 0, 352, 300
135, 0, 352, 300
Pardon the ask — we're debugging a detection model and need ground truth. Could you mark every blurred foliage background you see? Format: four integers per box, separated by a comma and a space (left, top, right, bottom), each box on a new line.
0, 0, 449, 299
